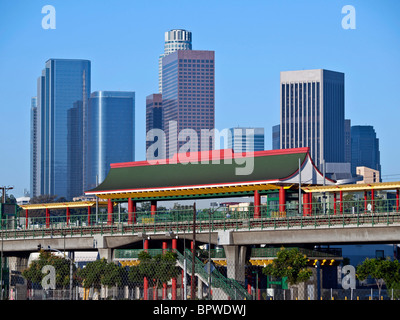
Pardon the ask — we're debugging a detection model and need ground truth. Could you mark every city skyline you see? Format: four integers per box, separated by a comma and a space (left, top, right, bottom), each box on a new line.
0, 1, 399, 198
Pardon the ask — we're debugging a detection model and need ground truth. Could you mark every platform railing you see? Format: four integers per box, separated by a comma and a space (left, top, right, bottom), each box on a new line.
1, 198, 400, 239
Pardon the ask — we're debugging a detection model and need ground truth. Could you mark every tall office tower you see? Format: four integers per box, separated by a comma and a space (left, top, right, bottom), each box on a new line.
162, 50, 215, 158
227, 127, 265, 153
344, 119, 351, 164
159, 29, 192, 93
280, 69, 345, 170
351, 125, 381, 177
85, 91, 135, 190
36, 59, 91, 199
272, 124, 280, 150
67, 101, 83, 199
146, 93, 163, 159
30, 97, 38, 198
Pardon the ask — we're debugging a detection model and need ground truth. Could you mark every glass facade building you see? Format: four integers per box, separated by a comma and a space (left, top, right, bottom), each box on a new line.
35, 59, 91, 199
162, 50, 215, 158
272, 124, 280, 150
280, 69, 345, 170
85, 91, 135, 191
227, 127, 265, 153
30, 97, 38, 198
351, 125, 381, 177
146, 93, 163, 159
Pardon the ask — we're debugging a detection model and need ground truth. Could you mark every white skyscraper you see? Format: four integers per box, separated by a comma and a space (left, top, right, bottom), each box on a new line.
158, 29, 192, 92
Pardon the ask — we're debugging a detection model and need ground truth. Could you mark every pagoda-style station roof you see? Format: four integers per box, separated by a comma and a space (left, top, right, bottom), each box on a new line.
85, 148, 334, 201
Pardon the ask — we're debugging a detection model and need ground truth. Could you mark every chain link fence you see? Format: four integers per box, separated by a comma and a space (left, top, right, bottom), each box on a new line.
2, 250, 399, 300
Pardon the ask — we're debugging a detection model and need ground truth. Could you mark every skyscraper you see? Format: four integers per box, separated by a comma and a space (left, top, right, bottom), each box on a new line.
280, 69, 345, 169
272, 124, 280, 150
351, 125, 381, 177
227, 127, 265, 153
146, 94, 163, 159
67, 101, 84, 199
35, 59, 91, 199
162, 50, 215, 158
159, 29, 192, 93
30, 97, 38, 198
85, 91, 135, 190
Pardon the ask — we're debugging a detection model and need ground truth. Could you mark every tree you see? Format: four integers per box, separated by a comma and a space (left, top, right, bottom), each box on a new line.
128, 251, 180, 292
22, 250, 73, 288
356, 257, 400, 297
262, 248, 312, 285
77, 258, 125, 290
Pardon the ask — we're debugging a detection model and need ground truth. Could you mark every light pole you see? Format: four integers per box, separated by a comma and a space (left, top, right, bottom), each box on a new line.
46, 246, 75, 300
1, 186, 14, 204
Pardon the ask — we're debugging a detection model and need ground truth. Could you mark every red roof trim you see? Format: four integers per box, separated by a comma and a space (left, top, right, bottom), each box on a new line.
110, 148, 310, 169
85, 178, 283, 195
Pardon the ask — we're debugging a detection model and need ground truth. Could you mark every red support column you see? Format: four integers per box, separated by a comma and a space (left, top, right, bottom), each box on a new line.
279, 187, 286, 215
25, 209, 28, 229
46, 208, 50, 228
303, 193, 309, 216
396, 189, 399, 212
309, 193, 313, 215
66, 207, 70, 226
364, 191, 368, 214
128, 198, 137, 224
151, 200, 157, 216
172, 238, 177, 300
339, 191, 343, 215
144, 239, 149, 300
371, 189, 375, 213
107, 199, 113, 225
333, 192, 337, 215
128, 198, 133, 224
87, 206, 91, 225
254, 190, 261, 218
162, 241, 167, 299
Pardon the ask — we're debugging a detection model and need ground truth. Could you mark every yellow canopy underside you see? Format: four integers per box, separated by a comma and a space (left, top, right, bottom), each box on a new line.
20, 201, 108, 210
302, 181, 400, 193
94, 183, 292, 200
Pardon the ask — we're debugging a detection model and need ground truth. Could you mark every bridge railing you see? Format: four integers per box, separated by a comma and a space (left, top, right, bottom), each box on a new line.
1, 198, 399, 238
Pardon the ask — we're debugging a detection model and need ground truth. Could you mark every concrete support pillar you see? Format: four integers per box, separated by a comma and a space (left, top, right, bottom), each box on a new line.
107, 199, 113, 225
279, 187, 286, 214
223, 245, 247, 284
254, 190, 261, 218
98, 248, 112, 261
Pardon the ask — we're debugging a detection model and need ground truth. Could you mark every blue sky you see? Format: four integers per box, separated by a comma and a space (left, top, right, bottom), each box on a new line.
0, 0, 399, 198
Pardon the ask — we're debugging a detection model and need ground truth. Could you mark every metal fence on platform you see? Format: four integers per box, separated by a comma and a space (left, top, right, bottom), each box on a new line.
2, 249, 399, 301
